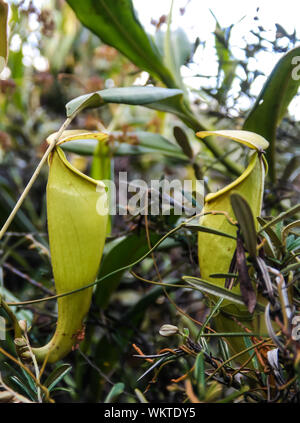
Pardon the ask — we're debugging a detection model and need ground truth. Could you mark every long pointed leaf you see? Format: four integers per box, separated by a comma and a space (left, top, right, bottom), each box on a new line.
66, 0, 176, 87
230, 193, 257, 257
183, 276, 264, 312
243, 46, 300, 180
65, 86, 183, 117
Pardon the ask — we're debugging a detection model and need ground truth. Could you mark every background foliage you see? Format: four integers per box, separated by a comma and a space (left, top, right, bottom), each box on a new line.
0, 0, 300, 403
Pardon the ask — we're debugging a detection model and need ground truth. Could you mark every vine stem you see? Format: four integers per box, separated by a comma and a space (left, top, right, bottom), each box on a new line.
0, 116, 74, 241
6, 210, 238, 307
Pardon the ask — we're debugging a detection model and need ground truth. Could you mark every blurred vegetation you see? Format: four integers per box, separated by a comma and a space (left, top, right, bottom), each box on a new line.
0, 0, 300, 403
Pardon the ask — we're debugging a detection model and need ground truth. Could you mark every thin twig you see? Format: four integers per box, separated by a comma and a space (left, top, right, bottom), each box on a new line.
3, 263, 54, 296
0, 116, 74, 241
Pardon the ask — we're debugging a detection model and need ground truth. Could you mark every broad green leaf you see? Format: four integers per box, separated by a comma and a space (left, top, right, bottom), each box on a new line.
0, 0, 8, 73
29, 137, 109, 363
65, 91, 243, 176
61, 130, 186, 160
65, 86, 184, 117
243, 46, 300, 180
230, 193, 257, 257
44, 364, 72, 391
66, 0, 176, 87
196, 130, 269, 152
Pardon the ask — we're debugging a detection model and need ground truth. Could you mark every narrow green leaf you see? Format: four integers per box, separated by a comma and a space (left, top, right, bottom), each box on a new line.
183, 276, 265, 312
259, 203, 300, 234
3, 362, 36, 400
173, 126, 193, 158
9, 376, 37, 401
66, 0, 176, 87
156, 25, 193, 90
185, 223, 237, 240
194, 352, 205, 400
197, 298, 223, 339
257, 216, 283, 250
243, 46, 300, 180
236, 235, 256, 313
213, 16, 237, 104
20, 368, 37, 396
44, 364, 72, 392
65, 86, 184, 117
230, 193, 257, 257
209, 273, 238, 279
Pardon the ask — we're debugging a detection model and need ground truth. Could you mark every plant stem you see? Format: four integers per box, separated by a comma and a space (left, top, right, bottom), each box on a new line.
0, 116, 74, 241
6, 214, 201, 306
